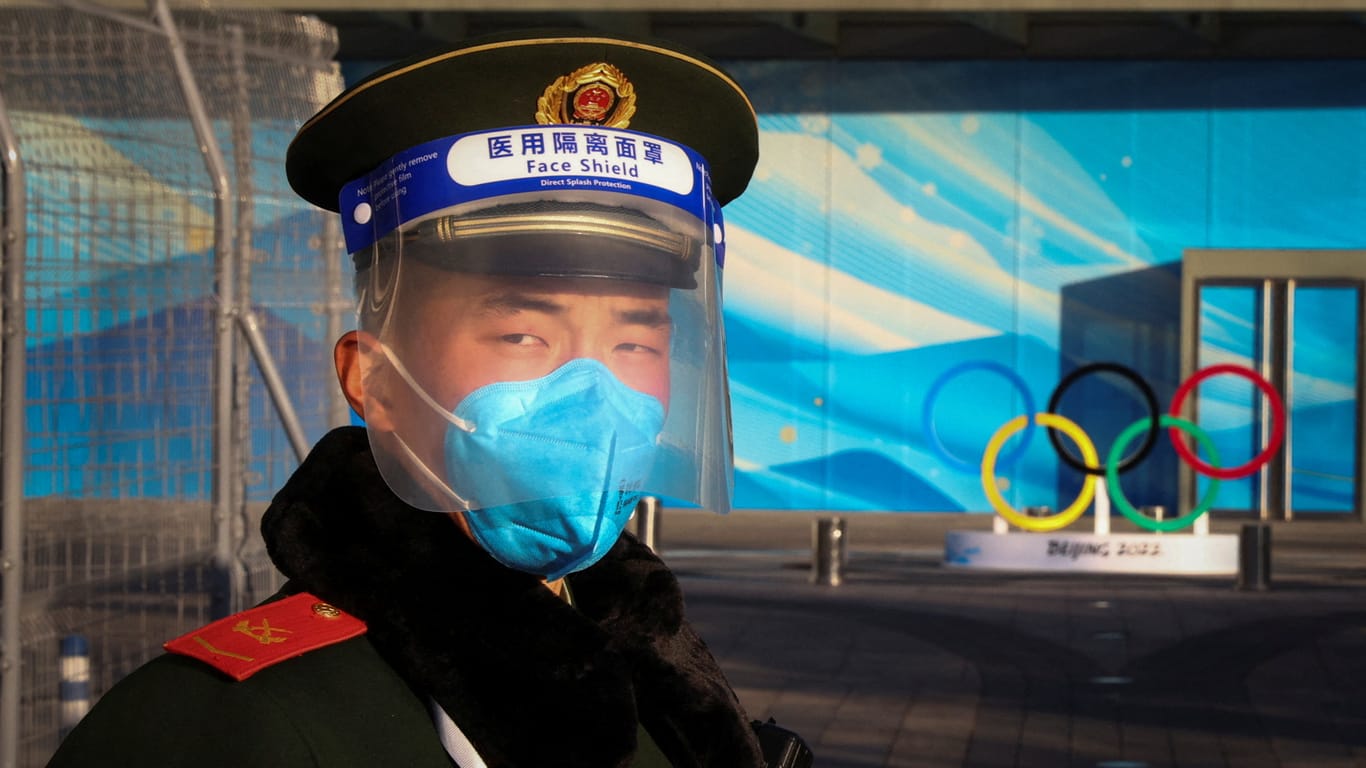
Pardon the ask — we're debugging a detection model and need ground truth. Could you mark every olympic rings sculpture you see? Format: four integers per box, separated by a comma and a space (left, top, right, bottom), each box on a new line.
926, 360, 1286, 533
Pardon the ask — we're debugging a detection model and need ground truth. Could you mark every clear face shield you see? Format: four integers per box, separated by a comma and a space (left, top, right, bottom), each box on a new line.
339, 126, 732, 577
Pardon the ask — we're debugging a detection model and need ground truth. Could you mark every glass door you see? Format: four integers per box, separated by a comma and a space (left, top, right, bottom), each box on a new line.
1194, 283, 1267, 514
1287, 283, 1361, 516
1191, 273, 1363, 520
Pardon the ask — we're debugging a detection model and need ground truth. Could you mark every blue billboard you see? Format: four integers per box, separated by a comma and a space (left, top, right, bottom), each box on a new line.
23, 59, 1366, 514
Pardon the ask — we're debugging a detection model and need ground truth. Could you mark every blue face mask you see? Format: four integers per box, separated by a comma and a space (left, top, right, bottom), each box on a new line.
444, 358, 665, 580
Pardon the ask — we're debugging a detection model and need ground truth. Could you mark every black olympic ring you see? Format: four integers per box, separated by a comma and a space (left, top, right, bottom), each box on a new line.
1045, 362, 1160, 476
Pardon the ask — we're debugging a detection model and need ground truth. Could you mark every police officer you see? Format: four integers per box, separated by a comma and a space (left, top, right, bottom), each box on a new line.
48, 29, 772, 768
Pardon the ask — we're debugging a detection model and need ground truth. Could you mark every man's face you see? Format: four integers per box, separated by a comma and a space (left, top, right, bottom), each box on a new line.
363, 259, 673, 470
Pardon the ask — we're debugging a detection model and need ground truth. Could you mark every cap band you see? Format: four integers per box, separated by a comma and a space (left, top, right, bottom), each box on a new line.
341, 124, 714, 255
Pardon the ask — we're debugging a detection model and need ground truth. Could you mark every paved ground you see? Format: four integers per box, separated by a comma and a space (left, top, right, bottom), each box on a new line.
658, 511, 1366, 768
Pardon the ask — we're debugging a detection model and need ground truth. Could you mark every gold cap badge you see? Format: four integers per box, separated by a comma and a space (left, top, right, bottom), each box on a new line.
536, 62, 636, 128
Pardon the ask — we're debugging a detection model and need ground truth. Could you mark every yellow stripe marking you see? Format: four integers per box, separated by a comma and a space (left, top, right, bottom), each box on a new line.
193, 635, 255, 663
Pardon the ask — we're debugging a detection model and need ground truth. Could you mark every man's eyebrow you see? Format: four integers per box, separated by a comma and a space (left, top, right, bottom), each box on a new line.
616, 306, 672, 328
477, 292, 566, 316
475, 290, 671, 326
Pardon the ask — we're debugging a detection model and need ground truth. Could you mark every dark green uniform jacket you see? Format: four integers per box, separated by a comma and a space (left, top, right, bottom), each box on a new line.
49, 427, 764, 768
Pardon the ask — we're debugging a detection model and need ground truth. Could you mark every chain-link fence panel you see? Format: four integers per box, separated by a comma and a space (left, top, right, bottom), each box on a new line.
0, 5, 344, 765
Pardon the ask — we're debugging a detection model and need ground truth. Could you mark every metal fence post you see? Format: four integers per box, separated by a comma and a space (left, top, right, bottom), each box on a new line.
0, 79, 27, 768
151, 0, 243, 617
227, 24, 310, 465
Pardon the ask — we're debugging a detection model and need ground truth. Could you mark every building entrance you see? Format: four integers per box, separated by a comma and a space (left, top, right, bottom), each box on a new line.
1181, 251, 1365, 521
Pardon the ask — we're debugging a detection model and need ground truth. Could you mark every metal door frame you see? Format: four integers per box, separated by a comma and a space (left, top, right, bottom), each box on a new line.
1180, 249, 1366, 521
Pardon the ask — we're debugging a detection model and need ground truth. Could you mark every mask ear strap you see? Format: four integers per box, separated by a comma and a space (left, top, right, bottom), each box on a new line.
369, 343, 476, 510
376, 343, 476, 433
390, 430, 473, 511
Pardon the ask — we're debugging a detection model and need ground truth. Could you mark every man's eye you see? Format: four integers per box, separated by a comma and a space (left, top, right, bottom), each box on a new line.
616, 343, 660, 355
501, 334, 544, 346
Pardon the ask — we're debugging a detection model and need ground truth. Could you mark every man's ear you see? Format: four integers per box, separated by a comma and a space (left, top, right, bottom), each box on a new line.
334, 331, 395, 431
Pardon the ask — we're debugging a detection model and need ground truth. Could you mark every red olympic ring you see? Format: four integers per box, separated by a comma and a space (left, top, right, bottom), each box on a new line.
1167, 363, 1286, 480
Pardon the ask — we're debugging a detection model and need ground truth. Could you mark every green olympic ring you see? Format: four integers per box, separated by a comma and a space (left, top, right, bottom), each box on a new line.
1106, 414, 1222, 532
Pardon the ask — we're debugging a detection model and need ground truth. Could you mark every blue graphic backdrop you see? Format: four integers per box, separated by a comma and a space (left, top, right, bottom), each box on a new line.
23, 60, 1366, 514
718, 60, 1365, 513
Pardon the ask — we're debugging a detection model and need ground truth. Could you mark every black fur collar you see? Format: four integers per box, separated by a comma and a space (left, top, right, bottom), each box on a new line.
261, 427, 761, 768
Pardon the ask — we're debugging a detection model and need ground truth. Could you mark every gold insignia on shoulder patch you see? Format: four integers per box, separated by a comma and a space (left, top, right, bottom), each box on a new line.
536, 62, 636, 128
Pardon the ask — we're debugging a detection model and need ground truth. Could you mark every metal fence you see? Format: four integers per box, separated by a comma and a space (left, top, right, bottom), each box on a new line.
0, 3, 346, 765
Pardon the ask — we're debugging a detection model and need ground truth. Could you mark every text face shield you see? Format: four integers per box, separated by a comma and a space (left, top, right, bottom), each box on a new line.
341, 125, 734, 526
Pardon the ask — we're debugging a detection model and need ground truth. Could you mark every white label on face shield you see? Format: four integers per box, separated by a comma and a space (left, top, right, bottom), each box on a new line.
447, 126, 695, 196
339, 126, 714, 255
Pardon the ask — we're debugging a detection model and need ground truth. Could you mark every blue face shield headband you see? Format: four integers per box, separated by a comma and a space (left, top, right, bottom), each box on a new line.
340, 125, 722, 268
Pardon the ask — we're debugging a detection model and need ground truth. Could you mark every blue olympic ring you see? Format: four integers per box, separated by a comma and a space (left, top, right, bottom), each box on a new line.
922, 360, 1036, 473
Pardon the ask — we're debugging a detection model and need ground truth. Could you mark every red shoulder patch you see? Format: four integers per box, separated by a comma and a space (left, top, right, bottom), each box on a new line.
164, 592, 366, 681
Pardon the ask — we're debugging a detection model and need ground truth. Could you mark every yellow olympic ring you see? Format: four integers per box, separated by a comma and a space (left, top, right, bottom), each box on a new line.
980, 413, 1098, 532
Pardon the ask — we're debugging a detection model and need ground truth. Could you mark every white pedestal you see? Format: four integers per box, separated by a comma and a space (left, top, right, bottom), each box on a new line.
944, 529, 1238, 575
